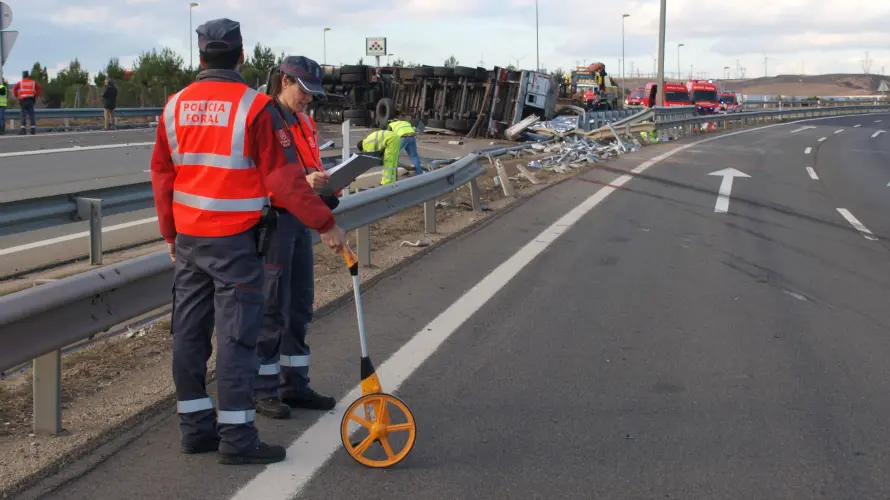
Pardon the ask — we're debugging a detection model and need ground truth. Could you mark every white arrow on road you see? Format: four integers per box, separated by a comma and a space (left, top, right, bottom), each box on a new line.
873, 130, 886, 138
708, 168, 751, 213
790, 126, 816, 134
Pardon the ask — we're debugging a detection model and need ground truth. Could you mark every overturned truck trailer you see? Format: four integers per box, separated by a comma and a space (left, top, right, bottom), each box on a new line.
305, 64, 558, 139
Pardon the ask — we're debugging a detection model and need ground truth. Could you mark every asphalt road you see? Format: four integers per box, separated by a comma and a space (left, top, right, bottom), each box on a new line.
13, 114, 890, 499
0, 126, 492, 278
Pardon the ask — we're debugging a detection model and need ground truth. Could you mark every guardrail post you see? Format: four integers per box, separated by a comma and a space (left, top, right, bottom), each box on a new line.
76, 197, 103, 265
468, 179, 482, 212
356, 226, 371, 266
341, 119, 352, 197
33, 350, 62, 434
424, 200, 437, 233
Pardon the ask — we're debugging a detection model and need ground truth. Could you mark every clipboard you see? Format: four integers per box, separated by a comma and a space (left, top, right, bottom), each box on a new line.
316, 153, 381, 196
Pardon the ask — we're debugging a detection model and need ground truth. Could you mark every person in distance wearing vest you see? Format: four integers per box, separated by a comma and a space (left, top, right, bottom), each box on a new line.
0, 81, 7, 135
149, 17, 348, 465
12, 71, 42, 135
356, 129, 401, 185
253, 56, 341, 419
386, 119, 423, 176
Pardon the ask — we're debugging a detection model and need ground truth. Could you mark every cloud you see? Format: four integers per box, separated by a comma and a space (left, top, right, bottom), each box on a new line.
3, 0, 890, 86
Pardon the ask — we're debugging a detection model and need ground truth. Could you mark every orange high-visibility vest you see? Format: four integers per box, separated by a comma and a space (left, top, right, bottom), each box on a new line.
18, 79, 36, 99
162, 81, 271, 237
292, 112, 322, 172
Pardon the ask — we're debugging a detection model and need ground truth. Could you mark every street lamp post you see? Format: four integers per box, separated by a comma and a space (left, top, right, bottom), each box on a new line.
622, 14, 630, 100
677, 43, 684, 82
189, 3, 199, 70
323, 27, 331, 65
535, 0, 540, 71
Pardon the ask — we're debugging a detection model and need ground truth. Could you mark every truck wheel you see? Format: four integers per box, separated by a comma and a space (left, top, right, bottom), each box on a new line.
413, 66, 435, 78
453, 66, 476, 78
375, 98, 395, 127
340, 65, 368, 75
427, 119, 446, 129
445, 118, 470, 132
342, 73, 367, 84
475, 67, 489, 81
433, 66, 454, 78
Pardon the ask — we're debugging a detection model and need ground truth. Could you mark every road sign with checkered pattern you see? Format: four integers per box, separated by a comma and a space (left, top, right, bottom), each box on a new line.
365, 37, 387, 56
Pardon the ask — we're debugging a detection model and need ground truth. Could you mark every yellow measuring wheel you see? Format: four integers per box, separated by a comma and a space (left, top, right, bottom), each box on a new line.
339, 246, 417, 468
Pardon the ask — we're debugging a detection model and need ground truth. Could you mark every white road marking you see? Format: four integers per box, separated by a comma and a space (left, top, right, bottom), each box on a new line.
790, 126, 816, 134
876, 120, 883, 123
783, 290, 808, 301
708, 168, 750, 214
230, 114, 853, 500
818, 137, 827, 142
806, 167, 819, 180
872, 130, 886, 138
0, 217, 159, 257
0, 142, 154, 158
837, 208, 878, 241
834, 129, 844, 134
0, 127, 156, 141
854, 124, 862, 128
804, 147, 812, 154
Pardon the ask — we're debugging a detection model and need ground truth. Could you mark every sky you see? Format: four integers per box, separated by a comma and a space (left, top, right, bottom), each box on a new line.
2, 0, 890, 85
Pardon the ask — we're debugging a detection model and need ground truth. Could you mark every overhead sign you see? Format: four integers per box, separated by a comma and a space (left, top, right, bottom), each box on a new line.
1, 30, 17, 66
365, 37, 386, 57
0, 2, 11, 31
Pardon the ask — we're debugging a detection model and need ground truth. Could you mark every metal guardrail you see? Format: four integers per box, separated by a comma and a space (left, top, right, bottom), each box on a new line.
33, 107, 163, 119
0, 153, 485, 433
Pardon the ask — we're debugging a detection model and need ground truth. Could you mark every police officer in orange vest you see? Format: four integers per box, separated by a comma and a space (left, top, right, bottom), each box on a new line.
149, 18, 348, 465
255, 56, 342, 419
12, 71, 42, 135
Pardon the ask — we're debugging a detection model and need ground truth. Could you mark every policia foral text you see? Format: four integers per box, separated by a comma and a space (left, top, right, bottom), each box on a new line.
149, 18, 348, 465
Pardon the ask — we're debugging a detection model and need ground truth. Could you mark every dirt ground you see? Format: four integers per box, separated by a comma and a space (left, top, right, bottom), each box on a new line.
0, 145, 578, 496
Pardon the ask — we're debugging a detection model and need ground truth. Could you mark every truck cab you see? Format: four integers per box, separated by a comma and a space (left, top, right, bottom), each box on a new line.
685, 79, 720, 114
643, 82, 693, 107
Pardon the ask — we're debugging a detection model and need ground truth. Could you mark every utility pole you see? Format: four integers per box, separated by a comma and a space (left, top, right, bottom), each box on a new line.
189, 2, 199, 70
621, 13, 630, 99
656, 0, 667, 107
764, 53, 769, 78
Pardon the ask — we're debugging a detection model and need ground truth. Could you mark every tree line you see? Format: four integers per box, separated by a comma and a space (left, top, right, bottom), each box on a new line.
0, 45, 568, 110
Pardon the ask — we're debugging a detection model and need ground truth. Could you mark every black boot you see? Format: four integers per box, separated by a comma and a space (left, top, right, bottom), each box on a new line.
282, 387, 336, 411
256, 397, 292, 419
18, 128, 25, 135
181, 435, 220, 454
219, 441, 286, 465
29, 127, 35, 135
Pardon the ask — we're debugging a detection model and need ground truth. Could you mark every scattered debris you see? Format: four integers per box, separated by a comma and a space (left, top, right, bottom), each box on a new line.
399, 240, 430, 248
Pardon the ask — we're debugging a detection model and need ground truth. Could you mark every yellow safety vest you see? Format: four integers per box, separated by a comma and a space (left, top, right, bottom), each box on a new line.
362, 130, 399, 185
0, 85, 7, 107
388, 120, 415, 137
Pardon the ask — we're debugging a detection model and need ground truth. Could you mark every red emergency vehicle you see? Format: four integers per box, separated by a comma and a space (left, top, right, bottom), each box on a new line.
685, 79, 720, 114
718, 91, 740, 113
625, 87, 646, 107
643, 82, 693, 108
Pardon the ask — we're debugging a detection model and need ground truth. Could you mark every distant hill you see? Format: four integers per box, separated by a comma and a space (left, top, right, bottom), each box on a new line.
615, 74, 890, 97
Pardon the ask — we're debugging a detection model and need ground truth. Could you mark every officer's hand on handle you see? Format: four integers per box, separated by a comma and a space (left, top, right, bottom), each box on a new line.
166, 242, 176, 262
320, 224, 348, 252
307, 171, 329, 191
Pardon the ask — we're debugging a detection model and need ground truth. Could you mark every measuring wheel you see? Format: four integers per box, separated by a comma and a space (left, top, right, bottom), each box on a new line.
340, 392, 417, 468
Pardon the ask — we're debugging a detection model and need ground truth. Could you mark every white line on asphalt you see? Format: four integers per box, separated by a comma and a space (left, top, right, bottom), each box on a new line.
230, 112, 875, 500
876, 120, 883, 123
0, 217, 159, 257
804, 147, 812, 154
834, 129, 844, 134
806, 167, 819, 180
0, 142, 155, 158
790, 126, 816, 134
872, 130, 886, 138
818, 137, 827, 142
854, 124, 862, 128
0, 127, 155, 141
837, 208, 878, 241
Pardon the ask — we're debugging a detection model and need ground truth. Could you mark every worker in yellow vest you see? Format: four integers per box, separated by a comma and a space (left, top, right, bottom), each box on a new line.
386, 120, 423, 175
356, 130, 400, 185
0, 82, 7, 135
